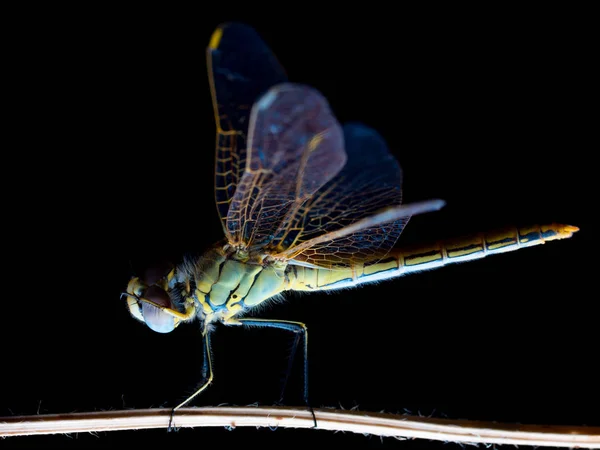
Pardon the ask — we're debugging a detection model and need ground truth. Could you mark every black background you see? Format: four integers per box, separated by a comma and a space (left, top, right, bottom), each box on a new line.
3, 5, 596, 449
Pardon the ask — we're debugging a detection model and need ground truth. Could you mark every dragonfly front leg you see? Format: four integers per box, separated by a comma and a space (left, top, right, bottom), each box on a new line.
168, 332, 213, 431
237, 318, 316, 427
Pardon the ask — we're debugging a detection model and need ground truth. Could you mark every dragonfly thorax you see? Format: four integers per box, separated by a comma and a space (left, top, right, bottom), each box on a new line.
125, 243, 292, 334
180, 244, 290, 326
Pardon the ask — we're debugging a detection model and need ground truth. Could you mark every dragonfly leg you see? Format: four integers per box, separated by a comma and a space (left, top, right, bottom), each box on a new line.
237, 318, 317, 428
168, 332, 213, 431
277, 331, 302, 405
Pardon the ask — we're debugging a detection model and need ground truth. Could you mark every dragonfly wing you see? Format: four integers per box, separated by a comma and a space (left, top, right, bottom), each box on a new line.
226, 83, 347, 248
207, 23, 287, 234
272, 122, 410, 268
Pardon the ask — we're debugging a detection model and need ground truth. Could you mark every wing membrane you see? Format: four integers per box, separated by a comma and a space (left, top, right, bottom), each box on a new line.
226, 83, 346, 248
209, 24, 436, 268
271, 123, 409, 268
207, 23, 287, 233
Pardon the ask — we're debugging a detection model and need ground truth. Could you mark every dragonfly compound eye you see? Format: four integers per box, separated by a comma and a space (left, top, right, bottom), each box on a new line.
141, 285, 176, 334
142, 261, 174, 286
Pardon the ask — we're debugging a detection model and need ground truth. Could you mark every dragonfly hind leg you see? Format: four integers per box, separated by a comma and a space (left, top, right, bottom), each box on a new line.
238, 318, 317, 428
277, 329, 302, 405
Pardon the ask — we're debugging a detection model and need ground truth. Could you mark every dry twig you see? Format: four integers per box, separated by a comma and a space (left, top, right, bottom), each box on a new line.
1, 406, 598, 448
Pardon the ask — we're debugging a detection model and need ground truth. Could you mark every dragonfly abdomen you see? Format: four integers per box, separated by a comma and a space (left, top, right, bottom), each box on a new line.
287, 224, 578, 292
396, 223, 578, 273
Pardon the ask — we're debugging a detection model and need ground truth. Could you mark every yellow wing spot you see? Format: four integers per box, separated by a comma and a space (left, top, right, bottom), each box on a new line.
209, 27, 223, 50
308, 131, 326, 152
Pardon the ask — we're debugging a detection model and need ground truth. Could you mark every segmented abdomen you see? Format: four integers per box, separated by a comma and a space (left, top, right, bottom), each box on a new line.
287, 224, 578, 291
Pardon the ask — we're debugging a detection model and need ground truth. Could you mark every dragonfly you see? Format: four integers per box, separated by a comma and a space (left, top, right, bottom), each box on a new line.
123, 22, 578, 418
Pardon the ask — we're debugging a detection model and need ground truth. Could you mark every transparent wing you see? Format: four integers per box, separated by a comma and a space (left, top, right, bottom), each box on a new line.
207, 22, 287, 233
270, 122, 410, 268
226, 83, 347, 248
211, 25, 436, 267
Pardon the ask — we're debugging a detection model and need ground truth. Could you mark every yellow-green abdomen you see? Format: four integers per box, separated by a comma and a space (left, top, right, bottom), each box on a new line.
287, 224, 578, 292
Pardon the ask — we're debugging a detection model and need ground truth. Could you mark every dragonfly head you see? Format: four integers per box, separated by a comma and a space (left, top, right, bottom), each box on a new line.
123, 271, 186, 334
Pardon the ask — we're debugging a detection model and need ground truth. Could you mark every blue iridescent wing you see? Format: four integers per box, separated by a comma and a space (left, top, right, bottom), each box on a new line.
226, 83, 347, 248
211, 26, 415, 268
271, 122, 407, 268
207, 23, 287, 234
